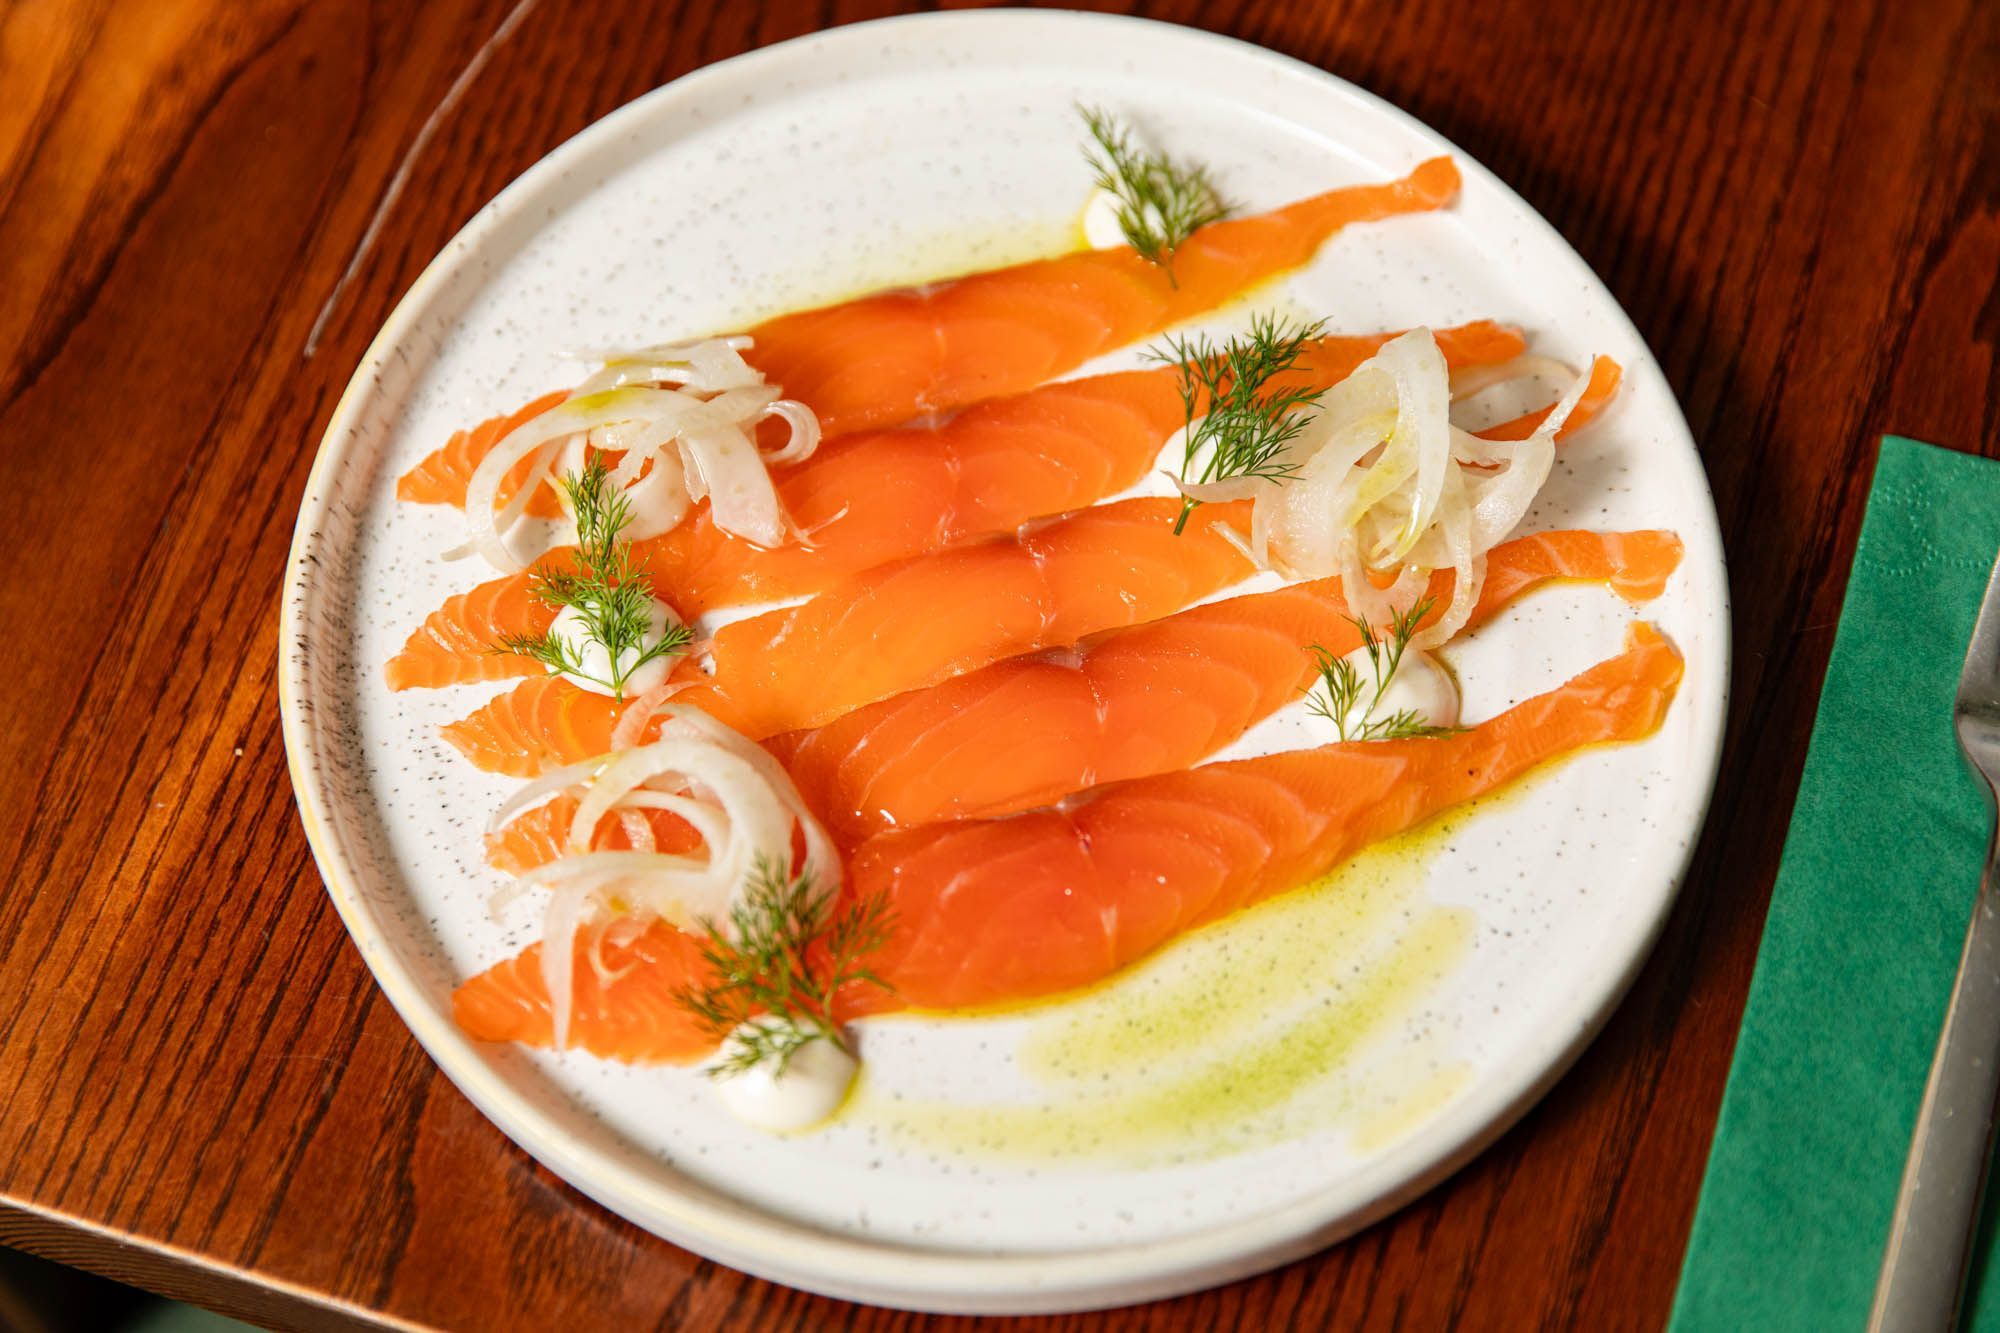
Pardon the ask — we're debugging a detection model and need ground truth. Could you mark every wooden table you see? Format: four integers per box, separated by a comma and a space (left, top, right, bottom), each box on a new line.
3, 0, 1994, 1327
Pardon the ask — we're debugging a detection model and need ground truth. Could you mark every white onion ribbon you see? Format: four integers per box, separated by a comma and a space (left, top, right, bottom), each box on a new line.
489, 702, 839, 1049
456, 337, 821, 572
1214, 329, 1598, 649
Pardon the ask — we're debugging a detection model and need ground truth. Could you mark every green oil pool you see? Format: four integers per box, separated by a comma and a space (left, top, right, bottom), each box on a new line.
850, 801, 1508, 1166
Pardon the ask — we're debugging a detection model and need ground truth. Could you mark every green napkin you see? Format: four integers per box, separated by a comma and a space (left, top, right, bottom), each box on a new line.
1671, 437, 2000, 1330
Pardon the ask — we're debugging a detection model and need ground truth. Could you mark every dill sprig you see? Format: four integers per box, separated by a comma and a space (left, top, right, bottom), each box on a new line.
491, 456, 692, 699
679, 859, 896, 1079
1081, 107, 1230, 279
1305, 595, 1464, 743
1152, 312, 1330, 533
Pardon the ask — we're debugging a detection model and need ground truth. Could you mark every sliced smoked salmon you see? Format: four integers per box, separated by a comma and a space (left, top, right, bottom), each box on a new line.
452, 924, 720, 1064
474, 528, 1680, 866
442, 678, 625, 779
442, 496, 1258, 773
845, 623, 1682, 1012
396, 158, 1462, 509
440, 514, 1668, 782
451, 624, 1683, 1060
1477, 356, 1622, 442
397, 392, 570, 514
396, 322, 1526, 524
751, 158, 1462, 438
771, 529, 1684, 844
485, 794, 703, 876
383, 322, 1530, 689
386, 573, 558, 691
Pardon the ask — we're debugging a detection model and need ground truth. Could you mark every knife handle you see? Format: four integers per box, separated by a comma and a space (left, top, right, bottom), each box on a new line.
1870, 830, 2000, 1333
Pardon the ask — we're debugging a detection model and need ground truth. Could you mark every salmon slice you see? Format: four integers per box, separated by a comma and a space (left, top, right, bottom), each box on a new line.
771, 529, 1685, 844
477, 530, 1680, 868
753, 158, 1460, 439
382, 322, 1529, 689
397, 392, 570, 514
1478, 356, 1622, 442
386, 573, 559, 692
395, 322, 1525, 525
848, 623, 1682, 1012
451, 624, 1683, 1060
439, 465, 1653, 782
486, 795, 703, 876
442, 679, 625, 778
396, 158, 1460, 508
442, 496, 1259, 773
452, 924, 720, 1064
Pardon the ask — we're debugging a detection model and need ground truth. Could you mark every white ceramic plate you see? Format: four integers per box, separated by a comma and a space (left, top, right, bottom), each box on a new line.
281, 10, 1728, 1314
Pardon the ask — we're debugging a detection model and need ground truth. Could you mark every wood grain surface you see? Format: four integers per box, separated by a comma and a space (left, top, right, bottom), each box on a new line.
1, 0, 1994, 1327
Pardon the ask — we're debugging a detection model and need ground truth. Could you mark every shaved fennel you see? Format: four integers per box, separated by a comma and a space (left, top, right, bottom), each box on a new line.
458, 337, 819, 572
1249, 328, 1597, 648
493, 703, 840, 1049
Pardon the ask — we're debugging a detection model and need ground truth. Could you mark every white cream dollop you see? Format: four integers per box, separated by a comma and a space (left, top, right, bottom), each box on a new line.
1081, 188, 1130, 249
713, 1029, 858, 1132
1336, 645, 1461, 734
545, 597, 682, 697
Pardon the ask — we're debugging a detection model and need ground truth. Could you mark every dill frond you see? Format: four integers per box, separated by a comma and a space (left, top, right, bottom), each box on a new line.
487, 456, 692, 698
1151, 311, 1330, 533
1080, 107, 1230, 279
679, 859, 896, 1078
1303, 595, 1464, 742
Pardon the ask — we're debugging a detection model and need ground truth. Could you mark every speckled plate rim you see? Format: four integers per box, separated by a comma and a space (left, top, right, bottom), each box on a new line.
279, 9, 1730, 1315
